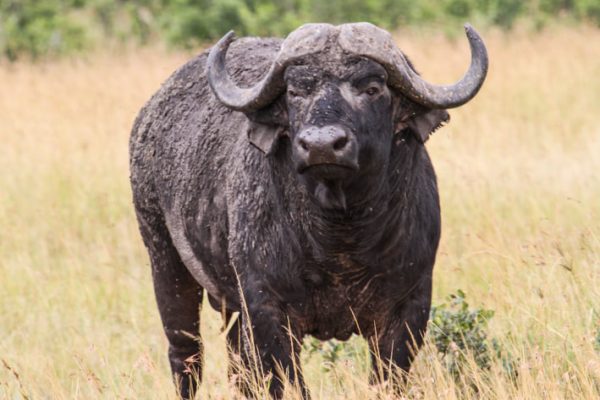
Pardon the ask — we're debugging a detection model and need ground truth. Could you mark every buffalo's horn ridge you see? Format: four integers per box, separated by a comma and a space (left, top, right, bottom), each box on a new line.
392, 23, 488, 108
206, 31, 287, 112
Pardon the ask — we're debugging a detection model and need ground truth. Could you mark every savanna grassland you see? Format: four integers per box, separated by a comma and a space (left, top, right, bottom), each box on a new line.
1, 25, 599, 399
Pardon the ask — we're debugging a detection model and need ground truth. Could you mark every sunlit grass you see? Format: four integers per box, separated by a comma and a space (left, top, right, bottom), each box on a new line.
1, 25, 599, 399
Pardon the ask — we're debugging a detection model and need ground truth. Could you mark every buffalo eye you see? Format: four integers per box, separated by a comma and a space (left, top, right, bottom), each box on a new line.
287, 88, 309, 99
364, 86, 380, 97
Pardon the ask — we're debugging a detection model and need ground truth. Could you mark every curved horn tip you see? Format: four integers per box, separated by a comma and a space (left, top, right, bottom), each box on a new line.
218, 30, 236, 47
463, 23, 483, 41
207, 31, 237, 70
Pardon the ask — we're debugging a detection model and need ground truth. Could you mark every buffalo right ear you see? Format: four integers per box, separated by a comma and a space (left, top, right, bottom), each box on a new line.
395, 108, 450, 144
245, 99, 289, 155
405, 109, 450, 143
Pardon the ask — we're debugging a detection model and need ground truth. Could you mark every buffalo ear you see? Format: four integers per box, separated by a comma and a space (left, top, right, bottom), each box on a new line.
396, 108, 450, 143
245, 99, 288, 155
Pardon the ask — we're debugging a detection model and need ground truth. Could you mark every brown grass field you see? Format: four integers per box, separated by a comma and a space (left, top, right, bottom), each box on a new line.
1, 25, 599, 399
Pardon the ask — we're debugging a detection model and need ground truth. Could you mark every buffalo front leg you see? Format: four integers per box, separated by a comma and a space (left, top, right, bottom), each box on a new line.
137, 211, 204, 399
369, 275, 432, 386
240, 293, 308, 399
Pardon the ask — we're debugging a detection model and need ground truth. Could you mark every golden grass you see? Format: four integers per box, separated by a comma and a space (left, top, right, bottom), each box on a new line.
1, 25, 599, 399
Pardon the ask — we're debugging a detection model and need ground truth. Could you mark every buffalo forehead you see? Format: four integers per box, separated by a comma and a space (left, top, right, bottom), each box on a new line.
283, 22, 396, 61
284, 57, 387, 86
338, 22, 397, 58
278, 23, 334, 60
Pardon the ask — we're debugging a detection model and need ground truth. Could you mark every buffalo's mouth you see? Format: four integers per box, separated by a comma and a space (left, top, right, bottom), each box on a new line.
313, 179, 348, 210
297, 162, 358, 179
297, 164, 358, 210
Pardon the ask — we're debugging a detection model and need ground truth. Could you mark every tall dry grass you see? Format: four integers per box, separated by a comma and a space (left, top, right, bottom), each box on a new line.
1, 25, 599, 399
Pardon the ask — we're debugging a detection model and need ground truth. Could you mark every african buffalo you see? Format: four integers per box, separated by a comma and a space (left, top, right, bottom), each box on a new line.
130, 22, 488, 398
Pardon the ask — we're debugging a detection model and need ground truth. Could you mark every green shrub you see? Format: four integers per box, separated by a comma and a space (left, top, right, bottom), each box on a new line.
429, 290, 516, 381
0, 0, 87, 60
302, 335, 364, 373
576, 0, 600, 25
429, 289, 495, 377
2, 1, 599, 60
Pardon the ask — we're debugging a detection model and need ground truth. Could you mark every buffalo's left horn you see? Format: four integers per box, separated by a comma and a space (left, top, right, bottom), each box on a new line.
339, 23, 488, 109
206, 24, 333, 112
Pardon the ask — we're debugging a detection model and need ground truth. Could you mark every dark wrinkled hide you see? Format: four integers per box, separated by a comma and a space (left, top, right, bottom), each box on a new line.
131, 36, 448, 399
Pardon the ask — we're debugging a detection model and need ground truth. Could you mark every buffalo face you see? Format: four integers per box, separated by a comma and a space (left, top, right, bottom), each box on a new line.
284, 58, 395, 209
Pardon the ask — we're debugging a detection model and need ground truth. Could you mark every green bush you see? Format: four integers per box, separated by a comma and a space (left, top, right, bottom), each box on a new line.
429, 290, 517, 380
429, 290, 495, 377
2, 1, 599, 60
302, 335, 364, 373
0, 0, 87, 60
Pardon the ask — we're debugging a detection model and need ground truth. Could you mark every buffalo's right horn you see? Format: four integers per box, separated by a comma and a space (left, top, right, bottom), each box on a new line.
206, 24, 333, 113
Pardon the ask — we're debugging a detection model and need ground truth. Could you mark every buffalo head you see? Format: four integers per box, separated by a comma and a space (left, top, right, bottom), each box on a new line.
206, 23, 488, 209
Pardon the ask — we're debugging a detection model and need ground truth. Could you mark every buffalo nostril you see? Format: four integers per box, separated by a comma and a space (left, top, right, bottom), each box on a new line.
299, 139, 309, 151
333, 136, 348, 151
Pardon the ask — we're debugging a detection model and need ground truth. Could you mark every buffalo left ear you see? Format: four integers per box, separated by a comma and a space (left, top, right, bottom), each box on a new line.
399, 109, 450, 143
245, 99, 289, 155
